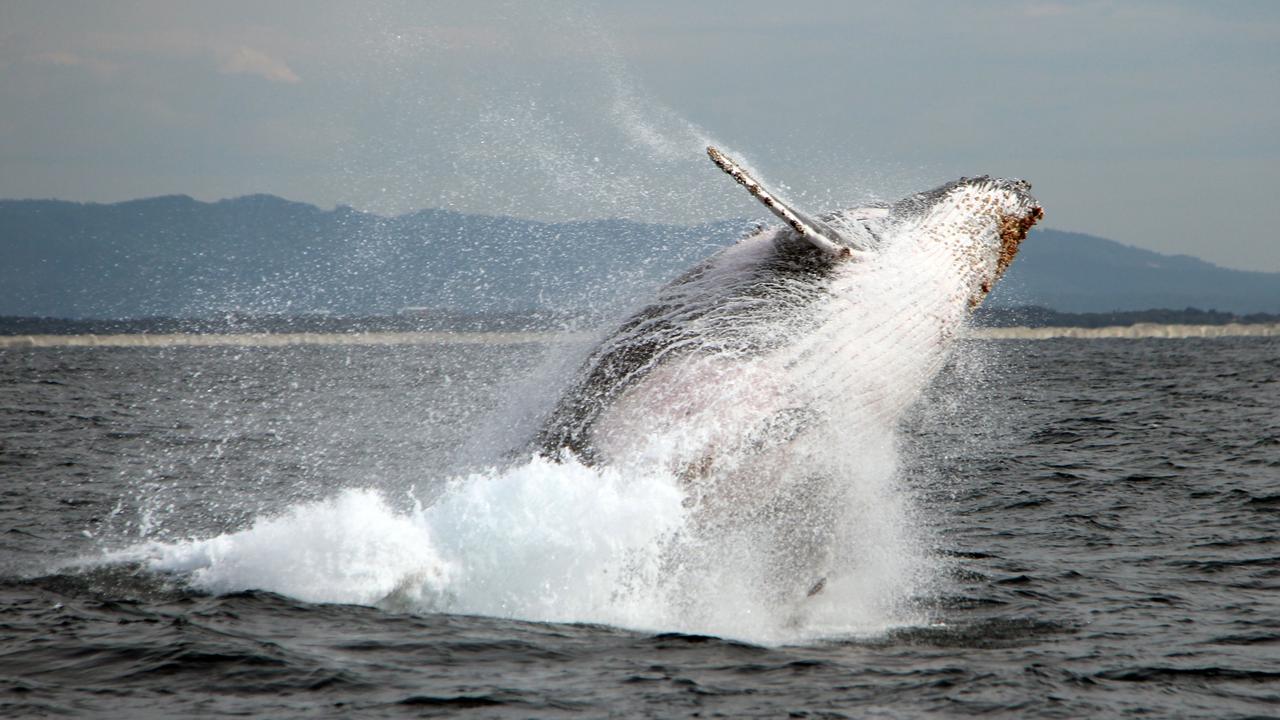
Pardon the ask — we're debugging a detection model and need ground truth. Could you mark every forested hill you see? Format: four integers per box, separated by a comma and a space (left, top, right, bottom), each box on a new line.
2, 195, 1276, 319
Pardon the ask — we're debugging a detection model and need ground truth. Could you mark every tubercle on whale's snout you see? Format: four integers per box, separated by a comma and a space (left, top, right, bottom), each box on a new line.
968, 204, 1043, 309
995, 204, 1044, 278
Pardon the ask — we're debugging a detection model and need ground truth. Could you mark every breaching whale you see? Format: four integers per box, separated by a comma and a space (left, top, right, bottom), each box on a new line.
532, 147, 1042, 550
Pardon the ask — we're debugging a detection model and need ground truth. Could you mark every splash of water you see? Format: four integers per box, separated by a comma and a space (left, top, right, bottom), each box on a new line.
82, 4, 981, 645
103, 438, 929, 644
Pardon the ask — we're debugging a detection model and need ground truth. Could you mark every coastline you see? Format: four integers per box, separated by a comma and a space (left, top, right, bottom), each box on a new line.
1, 323, 1277, 348
972, 322, 1280, 340
0, 331, 577, 349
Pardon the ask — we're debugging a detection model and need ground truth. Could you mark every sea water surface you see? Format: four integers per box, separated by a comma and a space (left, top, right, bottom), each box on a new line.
1, 337, 1277, 718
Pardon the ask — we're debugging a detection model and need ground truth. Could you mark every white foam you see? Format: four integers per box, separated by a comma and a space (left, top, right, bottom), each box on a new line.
106, 486, 440, 607
100, 447, 929, 645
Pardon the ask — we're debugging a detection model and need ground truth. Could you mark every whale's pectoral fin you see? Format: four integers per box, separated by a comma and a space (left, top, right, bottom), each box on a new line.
707, 146, 870, 259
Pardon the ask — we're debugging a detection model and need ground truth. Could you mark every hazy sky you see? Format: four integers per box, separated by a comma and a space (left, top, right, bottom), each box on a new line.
2, 1, 1277, 271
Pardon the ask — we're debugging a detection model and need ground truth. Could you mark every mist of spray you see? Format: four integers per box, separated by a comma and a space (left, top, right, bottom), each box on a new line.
81, 3, 983, 645
98, 238, 971, 645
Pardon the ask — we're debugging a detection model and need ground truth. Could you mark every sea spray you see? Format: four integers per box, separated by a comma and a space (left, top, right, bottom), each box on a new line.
390, 456, 687, 625
91, 175, 1038, 643
101, 438, 931, 643
505, 154, 1039, 640
79, 1, 1037, 643
110, 488, 439, 607
110, 458, 685, 625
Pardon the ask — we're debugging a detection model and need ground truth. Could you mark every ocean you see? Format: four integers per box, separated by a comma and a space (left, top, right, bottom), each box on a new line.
1, 336, 1277, 718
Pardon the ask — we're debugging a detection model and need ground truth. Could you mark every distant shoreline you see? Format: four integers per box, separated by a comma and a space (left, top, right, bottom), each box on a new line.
1, 324, 1276, 349
0, 331, 575, 349
973, 323, 1279, 339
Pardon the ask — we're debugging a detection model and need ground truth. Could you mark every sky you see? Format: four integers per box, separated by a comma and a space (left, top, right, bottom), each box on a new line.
1, 1, 1277, 271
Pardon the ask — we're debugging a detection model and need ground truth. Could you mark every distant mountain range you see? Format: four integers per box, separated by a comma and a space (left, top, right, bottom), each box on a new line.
987, 229, 1280, 314
2, 194, 1277, 319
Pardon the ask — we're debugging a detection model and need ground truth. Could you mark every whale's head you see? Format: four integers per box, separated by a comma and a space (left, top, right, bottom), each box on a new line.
701, 146, 1042, 310
889, 175, 1043, 308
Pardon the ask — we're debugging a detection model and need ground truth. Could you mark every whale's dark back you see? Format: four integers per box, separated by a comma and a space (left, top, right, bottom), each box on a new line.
532, 232, 838, 463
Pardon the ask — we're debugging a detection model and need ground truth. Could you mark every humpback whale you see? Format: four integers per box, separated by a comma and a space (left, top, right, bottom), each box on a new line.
533, 148, 1042, 541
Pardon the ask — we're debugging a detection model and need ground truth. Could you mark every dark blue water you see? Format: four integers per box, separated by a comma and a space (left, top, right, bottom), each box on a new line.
2, 337, 1277, 718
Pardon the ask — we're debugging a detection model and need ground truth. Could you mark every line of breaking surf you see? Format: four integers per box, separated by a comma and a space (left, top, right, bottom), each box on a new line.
0, 331, 590, 348
0, 324, 1277, 348
971, 323, 1280, 339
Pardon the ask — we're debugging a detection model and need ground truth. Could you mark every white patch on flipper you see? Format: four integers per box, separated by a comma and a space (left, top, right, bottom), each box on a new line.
706, 146, 871, 258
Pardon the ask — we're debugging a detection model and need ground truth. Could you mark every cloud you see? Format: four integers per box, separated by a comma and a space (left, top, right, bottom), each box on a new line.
218, 45, 300, 83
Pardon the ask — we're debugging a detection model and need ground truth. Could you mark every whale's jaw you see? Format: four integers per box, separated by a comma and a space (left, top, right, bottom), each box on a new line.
883, 175, 1043, 310
998, 203, 1044, 278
